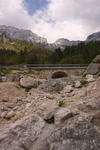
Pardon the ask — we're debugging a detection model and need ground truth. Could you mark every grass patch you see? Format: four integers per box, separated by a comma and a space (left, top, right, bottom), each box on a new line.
57, 91, 60, 94
16, 86, 19, 89
44, 116, 54, 124
25, 88, 31, 92
28, 68, 34, 74
19, 84, 31, 92
0, 78, 2, 82
67, 95, 71, 97
0, 66, 21, 75
81, 80, 88, 87
59, 100, 65, 107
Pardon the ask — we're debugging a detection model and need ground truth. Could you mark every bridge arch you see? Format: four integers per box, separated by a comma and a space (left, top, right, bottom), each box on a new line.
51, 71, 68, 79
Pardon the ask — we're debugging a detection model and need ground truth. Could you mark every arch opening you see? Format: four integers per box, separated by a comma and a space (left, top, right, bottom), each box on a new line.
52, 71, 68, 79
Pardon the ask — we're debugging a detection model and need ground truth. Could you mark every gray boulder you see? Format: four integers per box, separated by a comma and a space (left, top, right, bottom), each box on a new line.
86, 74, 96, 82
74, 81, 82, 88
63, 85, 74, 93
2, 74, 20, 82
39, 79, 63, 92
93, 55, 100, 63
44, 107, 58, 120
40, 115, 100, 150
55, 108, 72, 126
0, 114, 45, 150
76, 97, 100, 127
20, 78, 39, 88
84, 55, 100, 75
76, 97, 100, 113
84, 62, 100, 75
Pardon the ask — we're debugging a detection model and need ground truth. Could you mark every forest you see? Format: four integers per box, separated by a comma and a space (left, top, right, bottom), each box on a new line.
0, 40, 100, 66
42, 40, 100, 64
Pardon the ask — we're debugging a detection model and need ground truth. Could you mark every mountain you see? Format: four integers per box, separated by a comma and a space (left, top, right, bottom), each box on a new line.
86, 31, 100, 42
0, 25, 47, 47
0, 30, 51, 54
0, 25, 82, 50
0, 25, 100, 50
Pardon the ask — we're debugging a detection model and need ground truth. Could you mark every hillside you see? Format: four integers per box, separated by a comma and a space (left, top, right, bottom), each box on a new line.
0, 31, 52, 65
1, 25, 100, 50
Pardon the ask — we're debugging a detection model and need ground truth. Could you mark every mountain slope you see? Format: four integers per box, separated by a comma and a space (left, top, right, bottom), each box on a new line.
86, 31, 100, 42
0, 25, 47, 47
0, 30, 51, 54
0, 25, 100, 50
0, 25, 82, 50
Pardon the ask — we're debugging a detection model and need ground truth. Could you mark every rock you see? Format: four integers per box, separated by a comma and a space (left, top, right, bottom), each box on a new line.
20, 78, 39, 88
2, 96, 9, 102
76, 97, 100, 113
55, 108, 72, 126
40, 115, 100, 150
86, 74, 96, 82
26, 103, 31, 109
93, 55, 100, 63
91, 111, 100, 127
0, 114, 45, 150
1, 76, 6, 82
86, 74, 94, 78
3, 74, 20, 82
0, 111, 7, 118
74, 81, 82, 88
44, 107, 58, 120
76, 97, 100, 127
84, 55, 100, 75
6, 110, 16, 119
86, 77, 96, 82
39, 79, 63, 92
84, 62, 100, 75
45, 93, 54, 99
63, 85, 74, 93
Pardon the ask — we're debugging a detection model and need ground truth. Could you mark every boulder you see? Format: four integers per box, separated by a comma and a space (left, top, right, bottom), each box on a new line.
84, 55, 100, 75
40, 115, 100, 150
20, 78, 39, 88
44, 109, 55, 120
93, 55, 100, 63
2, 74, 20, 82
39, 79, 63, 92
0, 111, 7, 118
76, 97, 100, 127
86, 74, 94, 78
55, 108, 72, 126
0, 114, 45, 150
6, 110, 16, 119
84, 62, 100, 75
76, 97, 100, 113
86, 74, 96, 82
44, 107, 58, 120
63, 85, 74, 93
74, 81, 82, 88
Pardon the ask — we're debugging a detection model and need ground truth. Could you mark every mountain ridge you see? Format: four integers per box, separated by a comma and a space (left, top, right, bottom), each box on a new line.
0, 25, 100, 50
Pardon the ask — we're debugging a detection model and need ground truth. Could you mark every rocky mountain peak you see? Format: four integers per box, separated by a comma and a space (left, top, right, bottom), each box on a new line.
54, 38, 69, 46
0, 25, 100, 50
0, 25, 47, 46
86, 31, 100, 42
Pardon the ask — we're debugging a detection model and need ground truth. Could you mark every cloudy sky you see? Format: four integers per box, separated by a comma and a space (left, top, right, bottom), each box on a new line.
0, 0, 100, 43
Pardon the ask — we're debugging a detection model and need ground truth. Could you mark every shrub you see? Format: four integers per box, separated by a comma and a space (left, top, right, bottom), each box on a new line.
59, 100, 64, 107
44, 116, 54, 124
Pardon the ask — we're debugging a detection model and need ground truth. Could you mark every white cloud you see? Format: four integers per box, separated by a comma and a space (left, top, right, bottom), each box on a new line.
0, 0, 100, 43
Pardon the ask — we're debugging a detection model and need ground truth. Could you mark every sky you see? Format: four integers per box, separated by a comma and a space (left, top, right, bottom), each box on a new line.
0, 0, 100, 43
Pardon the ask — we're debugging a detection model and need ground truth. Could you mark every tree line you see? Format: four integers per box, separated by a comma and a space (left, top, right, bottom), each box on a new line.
0, 40, 100, 66
43, 40, 100, 64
